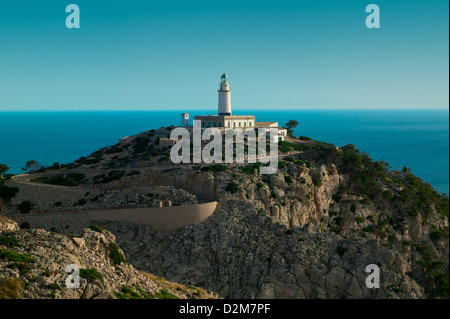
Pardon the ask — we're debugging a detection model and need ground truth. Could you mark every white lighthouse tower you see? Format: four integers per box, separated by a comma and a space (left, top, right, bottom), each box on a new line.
218, 73, 232, 116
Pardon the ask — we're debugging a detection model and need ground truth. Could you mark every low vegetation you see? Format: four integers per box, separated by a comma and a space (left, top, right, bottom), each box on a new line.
33, 173, 86, 186
92, 171, 125, 184
155, 289, 179, 299
201, 164, 228, 173
0, 236, 20, 248
87, 225, 104, 233
225, 182, 239, 194
109, 243, 126, 265
80, 268, 104, 283
0, 278, 24, 299
114, 285, 153, 299
0, 249, 36, 263
17, 201, 32, 214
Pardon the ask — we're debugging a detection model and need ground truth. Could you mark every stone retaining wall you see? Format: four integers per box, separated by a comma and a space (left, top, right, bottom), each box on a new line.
7, 201, 217, 233
89, 201, 217, 232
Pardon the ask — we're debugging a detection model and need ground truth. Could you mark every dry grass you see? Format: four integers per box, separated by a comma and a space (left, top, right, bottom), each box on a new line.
0, 278, 24, 299
138, 270, 212, 297
0, 216, 15, 224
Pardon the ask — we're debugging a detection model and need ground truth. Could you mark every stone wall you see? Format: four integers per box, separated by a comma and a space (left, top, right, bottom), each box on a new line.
7, 201, 217, 234
89, 201, 217, 233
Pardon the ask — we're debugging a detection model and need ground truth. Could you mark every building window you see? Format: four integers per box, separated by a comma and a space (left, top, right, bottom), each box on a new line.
239, 122, 241, 127
244, 122, 246, 127
249, 122, 252, 127
234, 122, 236, 127
228, 122, 230, 128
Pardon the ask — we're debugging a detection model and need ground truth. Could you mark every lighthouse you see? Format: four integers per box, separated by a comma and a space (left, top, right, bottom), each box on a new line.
190, 73, 285, 139
218, 73, 232, 116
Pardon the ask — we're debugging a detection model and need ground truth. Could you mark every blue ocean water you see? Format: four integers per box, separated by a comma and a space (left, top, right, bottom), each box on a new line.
0, 109, 448, 194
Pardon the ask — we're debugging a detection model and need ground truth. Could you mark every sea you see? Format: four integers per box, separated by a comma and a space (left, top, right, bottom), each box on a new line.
0, 109, 448, 194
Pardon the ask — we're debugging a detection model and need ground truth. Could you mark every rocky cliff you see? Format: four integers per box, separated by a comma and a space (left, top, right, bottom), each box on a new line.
93, 137, 448, 299
1, 128, 448, 299
0, 217, 216, 299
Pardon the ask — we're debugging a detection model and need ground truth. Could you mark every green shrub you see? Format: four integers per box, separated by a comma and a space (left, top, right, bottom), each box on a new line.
225, 182, 239, 194
155, 289, 179, 299
388, 284, 404, 294
334, 216, 343, 226
115, 285, 153, 299
19, 222, 30, 229
53, 201, 63, 207
336, 246, 347, 256
0, 236, 19, 248
0, 186, 19, 202
122, 286, 142, 299
7, 262, 32, 274
332, 194, 342, 203
93, 171, 125, 184
202, 164, 227, 173
127, 170, 141, 176
46, 283, 62, 290
34, 173, 86, 186
242, 166, 255, 174
66, 173, 86, 184
362, 225, 375, 233
17, 201, 32, 214
354, 216, 365, 224
133, 285, 153, 299
109, 243, 126, 265
285, 175, 293, 184
429, 229, 448, 242
377, 219, 389, 228
407, 209, 419, 217
383, 190, 393, 200
75, 199, 87, 206
409, 244, 449, 297
312, 176, 322, 187
328, 211, 338, 217
0, 249, 36, 263
105, 146, 123, 155
80, 268, 104, 283
256, 182, 264, 189
76, 157, 101, 165
88, 225, 104, 232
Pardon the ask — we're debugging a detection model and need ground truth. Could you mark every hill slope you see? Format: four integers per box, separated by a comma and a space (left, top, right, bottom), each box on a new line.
2, 127, 448, 299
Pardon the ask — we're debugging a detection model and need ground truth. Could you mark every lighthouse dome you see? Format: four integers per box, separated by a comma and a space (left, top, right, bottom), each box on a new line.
221, 73, 228, 79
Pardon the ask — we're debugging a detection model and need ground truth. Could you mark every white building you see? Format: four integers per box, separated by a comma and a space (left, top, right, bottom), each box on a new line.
182, 73, 287, 141
181, 113, 189, 128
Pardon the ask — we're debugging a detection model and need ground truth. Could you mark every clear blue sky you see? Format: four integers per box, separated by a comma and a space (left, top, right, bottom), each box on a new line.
0, 0, 448, 111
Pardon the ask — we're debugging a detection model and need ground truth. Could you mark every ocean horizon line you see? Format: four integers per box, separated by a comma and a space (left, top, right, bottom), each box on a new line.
0, 107, 449, 113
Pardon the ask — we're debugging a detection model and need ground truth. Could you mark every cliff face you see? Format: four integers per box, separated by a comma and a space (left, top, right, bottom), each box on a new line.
0, 217, 216, 299
2, 129, 448, 299
91, 139, 448, 299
